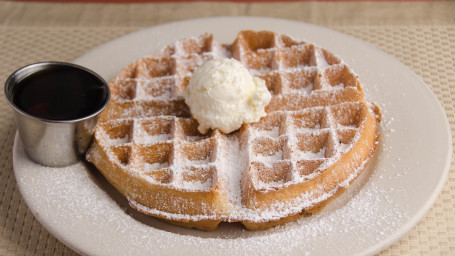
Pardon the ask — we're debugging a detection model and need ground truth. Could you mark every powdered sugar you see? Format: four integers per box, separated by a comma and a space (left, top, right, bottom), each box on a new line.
181, 178, 213, 190
144, 162, 169, 171
186, 135, 204, 142
183, 157, 210, 165
137, 133, 171, 144
332, 83, 345, 89
252, 149, 284, 163
89, 31, 384, 226
339, 142, 352, 153
220, 135, 247, 210
13, 121, 411, 256
295, 147, 326, 160
106, 136, 131, 146
254, 126, 280, 138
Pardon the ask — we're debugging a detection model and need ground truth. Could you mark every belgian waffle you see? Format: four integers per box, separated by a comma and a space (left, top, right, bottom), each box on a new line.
86, 30, 381, 231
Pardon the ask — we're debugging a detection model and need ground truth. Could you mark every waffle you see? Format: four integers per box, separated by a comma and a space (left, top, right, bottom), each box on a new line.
86, 30, 381, 231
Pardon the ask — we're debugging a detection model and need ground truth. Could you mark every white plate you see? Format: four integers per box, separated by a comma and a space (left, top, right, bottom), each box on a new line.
13, 17, 452, 256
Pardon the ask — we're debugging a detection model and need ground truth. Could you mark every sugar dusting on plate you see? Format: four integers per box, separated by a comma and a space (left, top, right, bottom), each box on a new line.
13, 117, 409, 256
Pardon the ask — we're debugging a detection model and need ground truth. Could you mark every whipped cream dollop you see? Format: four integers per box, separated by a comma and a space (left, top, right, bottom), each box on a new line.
184, 58, 271, 134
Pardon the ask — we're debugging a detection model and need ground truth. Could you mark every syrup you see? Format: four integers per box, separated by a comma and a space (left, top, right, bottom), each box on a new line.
13, 66, 108, 121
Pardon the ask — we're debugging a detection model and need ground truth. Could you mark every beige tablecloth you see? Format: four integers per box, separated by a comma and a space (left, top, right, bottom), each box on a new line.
0, 1, 454, 255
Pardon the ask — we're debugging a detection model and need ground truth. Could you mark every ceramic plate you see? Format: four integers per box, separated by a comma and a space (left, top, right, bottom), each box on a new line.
13, 17, 451, 256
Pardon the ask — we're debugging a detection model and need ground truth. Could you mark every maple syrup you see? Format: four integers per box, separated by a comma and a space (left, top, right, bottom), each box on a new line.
12, 65, 109, 120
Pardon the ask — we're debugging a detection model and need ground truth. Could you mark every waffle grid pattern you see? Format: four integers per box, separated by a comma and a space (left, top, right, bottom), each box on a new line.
244, 103, 365, 190
95, 31, 371, 202
97, 34, 229, 192
230, 31, 368, 192
103, 34, 228, 121
98, 117, 222, 191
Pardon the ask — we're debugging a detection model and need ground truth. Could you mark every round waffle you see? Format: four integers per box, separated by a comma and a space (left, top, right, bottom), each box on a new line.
86, 30, 381, 231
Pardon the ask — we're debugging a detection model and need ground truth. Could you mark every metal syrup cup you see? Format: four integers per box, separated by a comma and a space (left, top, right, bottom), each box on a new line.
4, 62, 110, 167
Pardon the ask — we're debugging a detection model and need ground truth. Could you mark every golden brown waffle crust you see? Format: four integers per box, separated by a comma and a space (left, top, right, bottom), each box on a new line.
86, 30, 381, 231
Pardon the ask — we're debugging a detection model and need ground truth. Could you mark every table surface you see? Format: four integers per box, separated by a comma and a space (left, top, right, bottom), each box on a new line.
0, 1, 454, 255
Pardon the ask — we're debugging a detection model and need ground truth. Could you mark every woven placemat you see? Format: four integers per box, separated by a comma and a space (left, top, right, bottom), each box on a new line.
1, 1, 455, 26
0, 2, 454, 255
